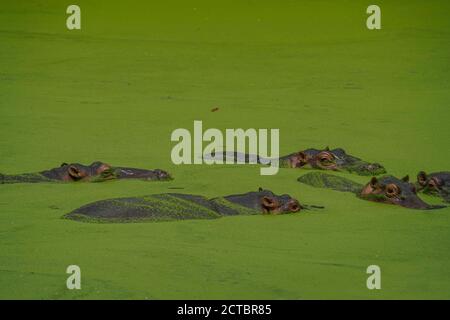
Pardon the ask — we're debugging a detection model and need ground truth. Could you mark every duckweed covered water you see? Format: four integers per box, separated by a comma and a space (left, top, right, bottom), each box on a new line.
1, 0, 449, 299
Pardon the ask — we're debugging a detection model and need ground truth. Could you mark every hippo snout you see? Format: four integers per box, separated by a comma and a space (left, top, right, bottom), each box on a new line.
153, 169, 172, 180
114, 167, 172, 180
278, 199, 302, 213
360, 163, 386, 175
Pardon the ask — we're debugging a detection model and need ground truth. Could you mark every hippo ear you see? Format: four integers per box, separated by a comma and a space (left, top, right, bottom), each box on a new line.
68, 166, 85, 180
370, 177, 378, 187
258, 187, 263, 192
417, 171, 427, 185
402, 175, 410, 182
298, 151, 308, 162
261, 196, 278, 212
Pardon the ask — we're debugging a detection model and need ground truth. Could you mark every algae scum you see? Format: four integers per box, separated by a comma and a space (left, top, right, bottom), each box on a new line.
66, 194, 261, 223
297, 172, 363, 194
1, 0, 450, 299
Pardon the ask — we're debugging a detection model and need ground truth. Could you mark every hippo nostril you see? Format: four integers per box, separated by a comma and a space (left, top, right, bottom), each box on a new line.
156, 170, 170, 180
427, 178, 439, 189
364, 163, 385, 175
288, 201, 301, 212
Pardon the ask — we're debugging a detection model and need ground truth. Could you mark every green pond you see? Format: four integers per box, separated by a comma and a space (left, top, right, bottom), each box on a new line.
0, 0, 449, 299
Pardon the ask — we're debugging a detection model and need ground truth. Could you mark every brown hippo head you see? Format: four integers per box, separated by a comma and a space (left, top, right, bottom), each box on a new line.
40, 161, 171, 182
39, 161, 112, 182
224, 188, 301, 214
359, 175, 443, 210
416, 171, 450, 202
281, 147, 386, 176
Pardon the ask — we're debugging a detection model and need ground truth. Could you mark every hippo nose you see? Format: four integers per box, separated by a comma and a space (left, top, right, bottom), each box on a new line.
287, 200, 301, 212
155, 169, 171, 180
365, 163, 385, 173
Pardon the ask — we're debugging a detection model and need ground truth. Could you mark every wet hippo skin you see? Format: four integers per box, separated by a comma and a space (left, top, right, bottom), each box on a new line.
208, 147, 386, 176
416, 171, 450, 203
280, 147, 386, 176
298, 172, 445, 210
0, 161, 171, 184
64, 188, 304, 223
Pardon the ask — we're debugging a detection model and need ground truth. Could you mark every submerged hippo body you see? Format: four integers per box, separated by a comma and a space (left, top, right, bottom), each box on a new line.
208, 147, 386, 176
417, 171, 450, 203
298, 172, 445, 210
65, 189, 303, 223
0, 161, 171, 184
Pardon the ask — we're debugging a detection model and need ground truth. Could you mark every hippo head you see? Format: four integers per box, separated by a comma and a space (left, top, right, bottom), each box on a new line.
224, 188, 301, 214
49, 161, 113, 182
259, 190, 302, 214
416, 171, 450, 201
359, 175, 443, 210
283, 147, 386, 176
42, 161, 171, 182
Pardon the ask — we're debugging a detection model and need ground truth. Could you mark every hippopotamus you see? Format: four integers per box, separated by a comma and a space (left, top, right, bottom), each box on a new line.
207, 147, 386, 176
0, 161, 171, 184
64, 188, 310, 223
298, 172, 445, 210
416, 171, 450, 203
279, 147, 386, 175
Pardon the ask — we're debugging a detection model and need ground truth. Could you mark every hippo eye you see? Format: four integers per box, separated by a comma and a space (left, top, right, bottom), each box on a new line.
317, 152, 335, 165
100, 168, 114, 178
68, 166, 87, 180
97, 164, 112, 174
294, 152, 308, 166
385, 184, 400, 198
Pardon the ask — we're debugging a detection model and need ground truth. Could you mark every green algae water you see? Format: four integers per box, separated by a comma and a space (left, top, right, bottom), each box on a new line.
1, 0, 450, 299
